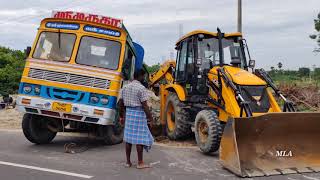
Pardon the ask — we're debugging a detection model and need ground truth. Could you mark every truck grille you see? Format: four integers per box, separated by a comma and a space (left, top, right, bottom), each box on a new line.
28, 68, 111, 89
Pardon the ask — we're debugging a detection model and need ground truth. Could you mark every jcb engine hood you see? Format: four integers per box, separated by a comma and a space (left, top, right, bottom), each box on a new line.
210, 66, 267, 86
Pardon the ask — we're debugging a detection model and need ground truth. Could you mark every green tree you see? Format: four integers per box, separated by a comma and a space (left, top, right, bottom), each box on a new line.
314, 67, 320, 78
270, 66, 275, 71
310, 12, 320, 52
277, 62, 283, 75
277, 62, 283, 69
0, 46, 25, 95
298, 67, 310, 77
269, 66, 276, 77
145, 63, 160, 74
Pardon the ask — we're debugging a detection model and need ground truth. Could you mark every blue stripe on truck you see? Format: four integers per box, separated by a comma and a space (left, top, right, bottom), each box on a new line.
19, 83, 117, 109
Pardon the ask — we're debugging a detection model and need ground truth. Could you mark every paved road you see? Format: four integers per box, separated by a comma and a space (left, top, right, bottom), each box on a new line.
0, 130, 319, 180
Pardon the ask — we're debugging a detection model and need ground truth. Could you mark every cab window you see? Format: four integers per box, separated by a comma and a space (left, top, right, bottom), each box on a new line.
221, 38, 245, 68
76, 36, 121, 70
33, 32, 76, 62
176, 40, 188, 81
197, 35, 246, 68
186, 39, 194, 79
197, 36, 219, 70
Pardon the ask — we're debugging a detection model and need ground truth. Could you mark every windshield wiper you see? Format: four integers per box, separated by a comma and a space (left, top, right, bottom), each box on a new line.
58, 29, 61, 49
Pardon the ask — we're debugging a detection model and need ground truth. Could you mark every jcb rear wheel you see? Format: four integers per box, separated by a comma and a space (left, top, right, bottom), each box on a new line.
164, 93, 191, 140
195, 110, 223, 153
22, 114, 57, 144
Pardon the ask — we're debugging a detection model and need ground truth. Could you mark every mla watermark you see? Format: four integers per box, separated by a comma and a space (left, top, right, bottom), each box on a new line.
276, 150, 293, 157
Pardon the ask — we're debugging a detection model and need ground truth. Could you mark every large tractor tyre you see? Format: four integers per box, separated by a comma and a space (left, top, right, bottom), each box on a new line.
98, 122, 123, 145
22, 114, 57, 144
194, 110, 223, 153
164, 93, 192, 140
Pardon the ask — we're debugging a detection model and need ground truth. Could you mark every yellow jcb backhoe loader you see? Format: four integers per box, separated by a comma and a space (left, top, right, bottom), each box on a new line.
148, 28, 320, 177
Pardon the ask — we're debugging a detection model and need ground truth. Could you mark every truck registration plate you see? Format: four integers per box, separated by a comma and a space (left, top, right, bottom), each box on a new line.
52, 102, 72, 113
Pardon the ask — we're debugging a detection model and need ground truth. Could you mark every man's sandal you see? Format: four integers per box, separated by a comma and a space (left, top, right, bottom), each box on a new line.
124, 163, 132, 168
136, 164, 151, 169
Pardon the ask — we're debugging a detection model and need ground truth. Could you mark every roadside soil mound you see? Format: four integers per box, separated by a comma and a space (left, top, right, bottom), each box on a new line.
0, 108, 22, 129
279, 83, 320, 111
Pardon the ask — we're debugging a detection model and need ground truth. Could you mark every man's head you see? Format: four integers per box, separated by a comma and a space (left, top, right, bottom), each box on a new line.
134, 69, 146, 82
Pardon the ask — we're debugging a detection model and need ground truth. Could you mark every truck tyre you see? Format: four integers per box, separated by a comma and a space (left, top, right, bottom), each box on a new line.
164, 93, 191, 140
97, 108, 124, 145
98, 123, 123, 145
22, 114, 57, 144
195, 110, 223, 153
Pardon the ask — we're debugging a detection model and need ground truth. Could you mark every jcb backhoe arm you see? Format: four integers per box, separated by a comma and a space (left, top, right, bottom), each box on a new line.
218, 68, 253, 117
148, 60, 176, 87
255, 69, 295, 112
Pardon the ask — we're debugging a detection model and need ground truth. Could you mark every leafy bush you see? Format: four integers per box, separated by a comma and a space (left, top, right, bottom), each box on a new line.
0, 47, 25, 95
310, 12, 320, 52
145, 63, 160, 74
314, 68, 320, 79
298, 67, 310, 77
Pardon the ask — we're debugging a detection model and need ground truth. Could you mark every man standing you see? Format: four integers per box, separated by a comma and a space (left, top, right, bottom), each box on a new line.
118, 69, 154, 169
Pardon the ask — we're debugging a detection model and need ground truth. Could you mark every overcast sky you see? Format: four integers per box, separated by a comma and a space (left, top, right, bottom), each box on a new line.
0, 0, 319, 70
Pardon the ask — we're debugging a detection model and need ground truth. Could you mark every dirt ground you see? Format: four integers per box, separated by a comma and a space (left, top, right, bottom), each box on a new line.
0, 108, 23, 129
0, 108, 197, 147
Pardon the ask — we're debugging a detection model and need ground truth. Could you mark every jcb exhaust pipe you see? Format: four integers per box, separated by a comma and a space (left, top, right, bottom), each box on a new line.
220, 112, 320, 177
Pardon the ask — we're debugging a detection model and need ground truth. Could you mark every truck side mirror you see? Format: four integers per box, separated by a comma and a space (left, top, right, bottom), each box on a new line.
249, 60, 255, 68
121, 58, 131, 80
24, 46, 31, 57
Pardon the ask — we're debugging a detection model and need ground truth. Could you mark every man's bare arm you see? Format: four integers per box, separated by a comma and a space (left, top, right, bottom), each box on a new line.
118, 99, 125, 119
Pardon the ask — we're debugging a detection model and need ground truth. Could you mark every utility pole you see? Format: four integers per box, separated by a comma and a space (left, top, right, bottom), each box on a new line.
170, 51, 174, 60
237, 0, 242, 32
179, 23, 183, 38
162, 55, 166, 63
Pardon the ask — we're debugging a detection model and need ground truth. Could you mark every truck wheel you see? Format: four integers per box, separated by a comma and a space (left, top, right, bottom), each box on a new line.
164, 93, 191, 140
98, 122, 123, 145
195, 110, 223, 153
22, 114, 57, 144
98, 108, 124, 145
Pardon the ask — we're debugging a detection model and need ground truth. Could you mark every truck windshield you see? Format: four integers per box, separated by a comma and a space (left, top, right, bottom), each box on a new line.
198, 36, 246, 69
76, 36, 121, 70
33, 32, 76, 62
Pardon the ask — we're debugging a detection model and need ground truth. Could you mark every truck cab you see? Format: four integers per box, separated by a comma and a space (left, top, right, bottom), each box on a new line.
17, 11, 143, 145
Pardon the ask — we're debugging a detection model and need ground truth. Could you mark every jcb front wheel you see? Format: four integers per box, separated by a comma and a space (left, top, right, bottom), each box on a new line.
164, 93, 191, 140
195, 110, 223, 153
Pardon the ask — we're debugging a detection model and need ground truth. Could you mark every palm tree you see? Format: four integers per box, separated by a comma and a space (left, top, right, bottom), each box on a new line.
270, 66, 275, 71
277, 62, 283, 70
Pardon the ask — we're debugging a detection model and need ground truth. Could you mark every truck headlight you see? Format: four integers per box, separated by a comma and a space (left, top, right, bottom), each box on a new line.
34, 85, 41, 95
23, 85, 32, 94
101, 96, 109, 105
90, 96, 100, 104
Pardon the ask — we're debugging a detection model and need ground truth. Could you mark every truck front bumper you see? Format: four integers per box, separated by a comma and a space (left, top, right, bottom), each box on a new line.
16, 95, 116, 125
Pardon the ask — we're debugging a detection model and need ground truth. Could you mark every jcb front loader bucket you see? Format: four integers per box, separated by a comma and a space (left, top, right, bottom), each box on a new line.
220, 112, 320, 177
